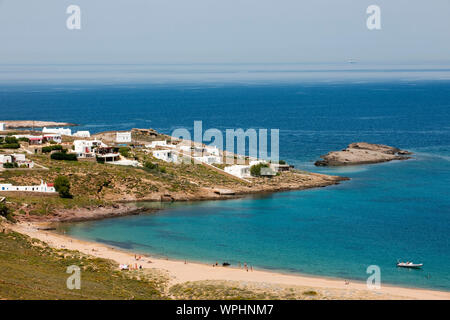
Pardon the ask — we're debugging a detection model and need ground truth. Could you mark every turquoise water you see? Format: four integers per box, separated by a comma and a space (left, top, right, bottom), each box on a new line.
60, 151, 450, 291
1, 68, 449, 290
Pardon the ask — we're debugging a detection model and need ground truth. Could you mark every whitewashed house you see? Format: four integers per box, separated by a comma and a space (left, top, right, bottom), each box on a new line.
270, 163, 291, 172
224, 165, 251, 178
179, 145, 220, 157
73, 131, 91, 138
43, 127, 72, 136
152, 150, 178, 163
0, 123, 5, 131
0, 155, 12, 164
0, 154, 34, 168
116, 132, 132, 143
43, 134, 62, 144
73, 139, 107, 158
205, 146, 220, 156
193, 155, 222, 165
0, 180, 56, 193
146, 140, 175, 149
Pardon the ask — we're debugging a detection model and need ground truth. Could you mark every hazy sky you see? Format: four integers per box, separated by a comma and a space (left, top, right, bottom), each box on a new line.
0, 0, 449, 64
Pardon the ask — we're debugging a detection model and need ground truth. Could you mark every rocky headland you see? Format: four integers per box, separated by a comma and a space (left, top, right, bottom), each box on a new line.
315, 142, 412, 166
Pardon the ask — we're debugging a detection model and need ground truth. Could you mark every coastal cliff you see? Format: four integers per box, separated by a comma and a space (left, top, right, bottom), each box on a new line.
315, 142, 412, 166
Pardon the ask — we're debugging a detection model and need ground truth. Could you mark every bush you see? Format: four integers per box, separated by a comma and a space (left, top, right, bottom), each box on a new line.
144, 161, 158, 170
0, 143, 20, 149
54, 176, 72, 199
3, 162, 18, 169
4, 136, 18, 144
18, 137, 30, 143
0, 203, 9, 217
51, 152, 77, 161
119, 147, 131, 158
144, 161, 166, 173
42, 145, 63, 153
250, 163, 270, 177
0, 203, 14, 222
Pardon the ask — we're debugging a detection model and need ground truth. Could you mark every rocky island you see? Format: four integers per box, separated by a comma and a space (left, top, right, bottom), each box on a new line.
315, 142, 412, 166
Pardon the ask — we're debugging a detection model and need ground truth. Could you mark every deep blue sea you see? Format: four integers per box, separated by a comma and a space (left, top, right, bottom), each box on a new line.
1, 65, 449, 290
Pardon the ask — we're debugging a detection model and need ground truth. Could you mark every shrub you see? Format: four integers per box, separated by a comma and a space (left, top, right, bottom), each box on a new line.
18, 137, 30, 143
3, 162, 18, 168
42, 145, 63, 153
250, 163, 270, 177
51, 152, 77, 161
0, 143, 20, 149
96, 155, 105, 164
0, 203, 15, 222
54, 176, 72, 199
144, 161, 158, 170
0, 203, 9, 217
119, 147, 131, 158
4, 136, 18, 144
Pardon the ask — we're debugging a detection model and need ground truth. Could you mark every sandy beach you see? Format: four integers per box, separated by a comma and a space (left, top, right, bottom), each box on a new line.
10, 222, 450, 300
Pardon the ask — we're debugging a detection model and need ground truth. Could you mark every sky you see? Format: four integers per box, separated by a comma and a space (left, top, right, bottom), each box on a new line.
0, 0, 449, 64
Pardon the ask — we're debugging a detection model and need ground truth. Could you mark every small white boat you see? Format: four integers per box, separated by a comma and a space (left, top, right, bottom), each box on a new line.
397, 262, 423, 269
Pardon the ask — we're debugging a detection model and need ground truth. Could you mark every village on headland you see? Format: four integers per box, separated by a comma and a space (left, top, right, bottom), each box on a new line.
0, 120, 348, 222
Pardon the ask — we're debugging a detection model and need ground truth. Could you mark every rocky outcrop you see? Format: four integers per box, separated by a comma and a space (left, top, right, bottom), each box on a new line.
1, 120, 77, 129
315, 142, 412, 166
17, 203, 154, 223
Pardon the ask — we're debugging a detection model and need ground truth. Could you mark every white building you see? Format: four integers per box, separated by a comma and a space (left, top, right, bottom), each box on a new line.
0, 153, 34, 168
73, 131, 91, 138
179, 145, 220, 157
0, 155, 12, 164
0, 123, 5, 131
43, 127, 72, 136
224, 165, 251, 178
73, 139, 107, 158
146, 140, 175, 149
270, 163, 291, 172
0, 180, 56, 193
193, 155, 222, 165
205, 145, 220, 156
152, 150, 178, 163
249, 160, 267, 167
116, 132, 132, 143
43, 134, 62, 144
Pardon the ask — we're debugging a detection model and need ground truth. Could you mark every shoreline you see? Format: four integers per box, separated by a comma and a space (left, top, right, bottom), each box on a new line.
10, 222, 450, 300
14, 175, 348, 223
